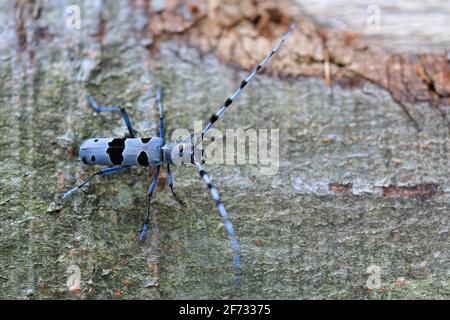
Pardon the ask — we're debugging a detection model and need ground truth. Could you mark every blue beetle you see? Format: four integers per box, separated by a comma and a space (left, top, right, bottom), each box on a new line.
62, 22, 295, 285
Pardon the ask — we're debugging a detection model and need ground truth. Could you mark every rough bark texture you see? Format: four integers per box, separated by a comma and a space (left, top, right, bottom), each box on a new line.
146, 0, 450, 130
0, 0, 449, 299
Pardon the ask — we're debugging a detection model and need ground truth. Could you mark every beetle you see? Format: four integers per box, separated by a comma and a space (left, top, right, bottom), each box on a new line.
62, 22, 295, 285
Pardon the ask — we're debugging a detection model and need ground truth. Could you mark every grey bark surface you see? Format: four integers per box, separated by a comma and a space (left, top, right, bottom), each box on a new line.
0, 1, 449, 299
297, 0, 450, 52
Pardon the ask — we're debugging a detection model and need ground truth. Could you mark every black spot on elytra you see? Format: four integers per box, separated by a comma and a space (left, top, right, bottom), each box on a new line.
107, 138, 126, 165
141, 137, 151, 143
137, 151, 149, 167
91, 155, 96, 162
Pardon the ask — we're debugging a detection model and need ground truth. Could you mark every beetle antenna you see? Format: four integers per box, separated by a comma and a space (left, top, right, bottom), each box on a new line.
182, 21, 296, 145
194, 158, 242, 285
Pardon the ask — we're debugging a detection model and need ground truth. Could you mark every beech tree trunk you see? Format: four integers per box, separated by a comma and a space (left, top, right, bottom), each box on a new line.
0, 0, 448, 299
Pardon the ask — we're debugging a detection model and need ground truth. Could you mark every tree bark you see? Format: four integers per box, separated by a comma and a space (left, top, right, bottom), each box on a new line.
0, 0, 448, 299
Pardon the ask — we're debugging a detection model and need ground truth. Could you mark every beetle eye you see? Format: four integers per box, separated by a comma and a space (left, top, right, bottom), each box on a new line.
91, 155, 96, 162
